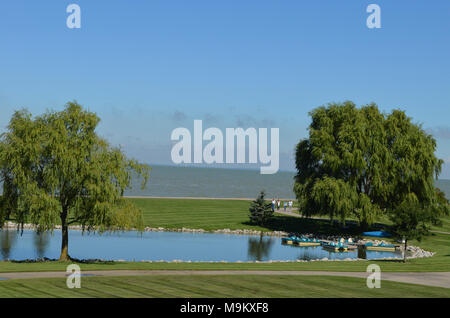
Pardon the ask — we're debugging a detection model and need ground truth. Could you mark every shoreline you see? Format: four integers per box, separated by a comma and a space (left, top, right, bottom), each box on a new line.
124, 196, 295, 200
2, 221, 289, 237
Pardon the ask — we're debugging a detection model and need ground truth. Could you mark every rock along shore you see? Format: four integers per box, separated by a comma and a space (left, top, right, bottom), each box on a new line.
2, 221, 288, 237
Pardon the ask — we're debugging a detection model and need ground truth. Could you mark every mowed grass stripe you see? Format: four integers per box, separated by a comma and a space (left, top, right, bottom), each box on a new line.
92, 279, 153, 298
191, 276, 262, 297
432, 216, 450, 233
117, 277, 184, 298
133, 198, 259, 231
147, 277, 217, 297
135, 198, 304, 232
0, 275, 449, 298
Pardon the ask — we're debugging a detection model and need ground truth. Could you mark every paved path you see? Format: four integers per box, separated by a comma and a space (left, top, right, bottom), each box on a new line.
430, 230, 450, 235
0, 270, 449, 288
275, 209, 301, 218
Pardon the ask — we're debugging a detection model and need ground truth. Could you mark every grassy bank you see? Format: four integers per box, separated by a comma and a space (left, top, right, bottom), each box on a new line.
0, 275, 448, 298
131, 198, 359, 235
133, 197, 450, 234
132, 198, 258, 231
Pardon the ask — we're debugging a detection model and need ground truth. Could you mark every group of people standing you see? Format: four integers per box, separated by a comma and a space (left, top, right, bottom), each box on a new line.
271, 198, 293, 212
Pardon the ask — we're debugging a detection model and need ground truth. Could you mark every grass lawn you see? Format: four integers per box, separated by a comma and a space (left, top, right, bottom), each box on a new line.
432, 215, 450, 233
133, 197, 450, 234
0, 275, 448, 298
132, 198, 259, 231
131, 198, 362, 235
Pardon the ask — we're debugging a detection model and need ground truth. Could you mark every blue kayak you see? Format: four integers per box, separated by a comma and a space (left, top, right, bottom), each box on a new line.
362, 231, 392, 238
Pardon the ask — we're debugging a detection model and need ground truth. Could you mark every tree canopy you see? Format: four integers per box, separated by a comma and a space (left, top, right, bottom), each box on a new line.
249, 191, 273, 226
294, 101, 448, 228
0, 102, 150, 260
389, 197, 442, 262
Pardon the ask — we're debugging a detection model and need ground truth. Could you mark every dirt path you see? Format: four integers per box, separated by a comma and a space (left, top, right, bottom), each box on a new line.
1, 270, 449, 288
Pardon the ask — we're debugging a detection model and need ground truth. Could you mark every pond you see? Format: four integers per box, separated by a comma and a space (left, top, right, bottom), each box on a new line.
0, 229, 403, 262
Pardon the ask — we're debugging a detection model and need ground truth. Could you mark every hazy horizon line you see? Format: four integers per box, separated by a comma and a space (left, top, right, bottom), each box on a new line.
144, 163, 450, 180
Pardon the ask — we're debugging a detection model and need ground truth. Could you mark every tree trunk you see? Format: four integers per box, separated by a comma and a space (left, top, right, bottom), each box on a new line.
403, 239, 408, 263
359, 220, 369, 232
59, 209, 70, 261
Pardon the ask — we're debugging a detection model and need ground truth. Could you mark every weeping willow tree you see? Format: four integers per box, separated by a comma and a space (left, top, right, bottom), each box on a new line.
294, 101, 446, 229
0, 102, 150, 261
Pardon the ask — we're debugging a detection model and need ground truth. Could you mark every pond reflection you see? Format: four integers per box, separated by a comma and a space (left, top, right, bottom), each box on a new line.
0, 229, 17, 260
33, 231, 50, 259
247, 235, 274, 261
357, 246, 367, 259
296, 248, 321, 261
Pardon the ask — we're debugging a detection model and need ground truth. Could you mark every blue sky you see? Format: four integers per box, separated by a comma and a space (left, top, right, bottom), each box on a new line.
0, 1, 449, 177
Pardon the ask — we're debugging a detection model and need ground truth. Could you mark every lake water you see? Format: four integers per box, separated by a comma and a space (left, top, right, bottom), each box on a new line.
125, 165, 450, 200
125, 165, 297, 199
1, 165, 449, 200
0, 229, 403, 262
